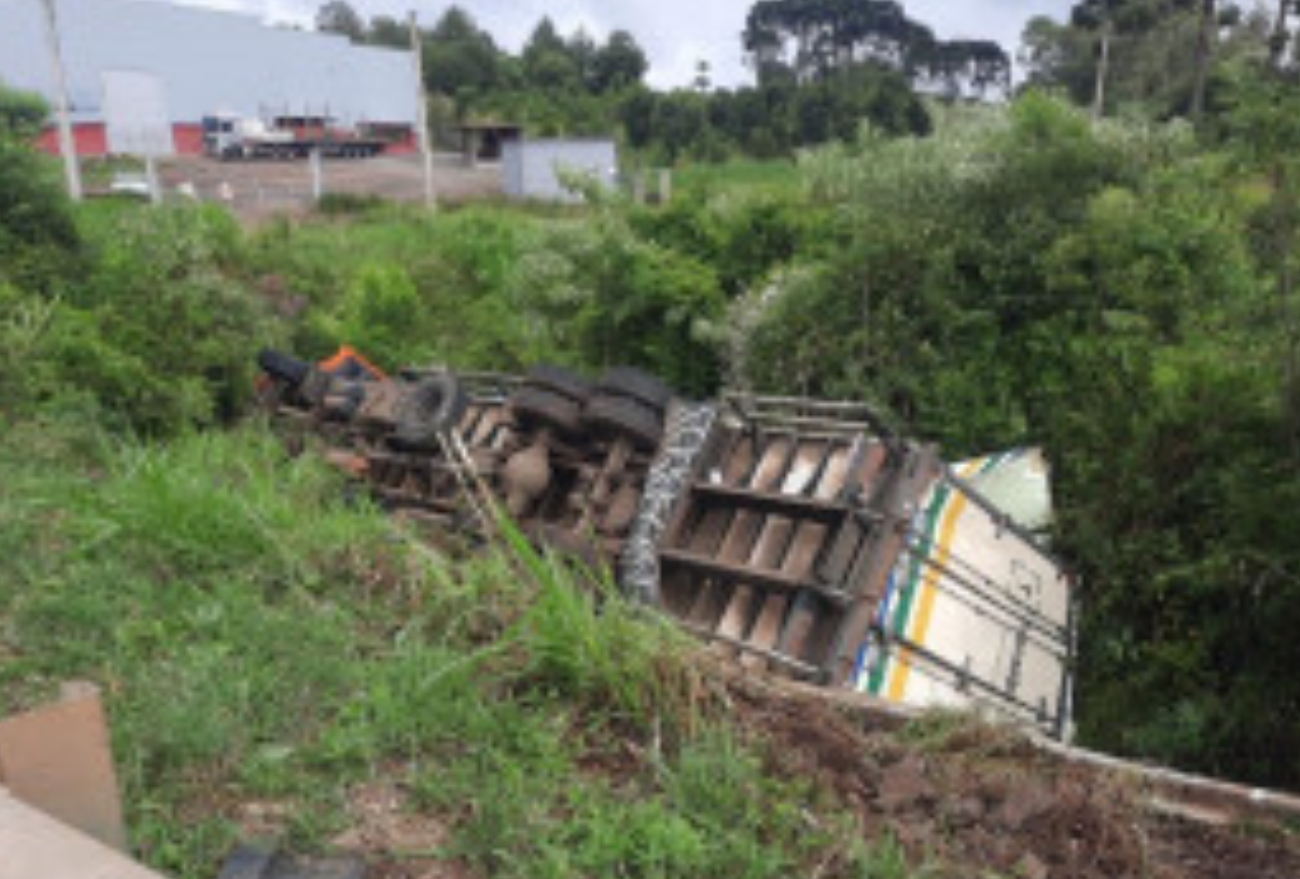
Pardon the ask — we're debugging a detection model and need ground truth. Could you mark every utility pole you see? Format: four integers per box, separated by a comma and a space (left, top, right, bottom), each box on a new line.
39, 0, 82, 201
1091, 19, 1112, 122
1271, 0, 1294, 71
1190, 0, 1217, 122
408, 11, 435, 210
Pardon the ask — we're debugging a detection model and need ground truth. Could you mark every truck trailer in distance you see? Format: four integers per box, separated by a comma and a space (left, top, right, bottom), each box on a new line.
202, 114, 388, 161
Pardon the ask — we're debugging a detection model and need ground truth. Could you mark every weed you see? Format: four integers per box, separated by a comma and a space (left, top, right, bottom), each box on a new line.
0, 422, 930, 878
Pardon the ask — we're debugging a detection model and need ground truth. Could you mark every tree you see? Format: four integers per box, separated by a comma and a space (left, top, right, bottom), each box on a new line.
0, 82, 48, 138
1020, 15, 1102, 103
654, 92, 710, 162
1190, 0, 1218, 119
0, 83, 81, 295
1269, 0, 1295, 67
743, 0, 1011, 98
423, 7, 501, 102
693, 60, 712, 93
593, 31, 649, 92
918, 39, 1012, 99
619, 88, 657, 148
365, 15, 408, 49
1024, 0, 1256, 119
315, 0, 364, 42
567, 28, 600, 90
523, 18, 581, 91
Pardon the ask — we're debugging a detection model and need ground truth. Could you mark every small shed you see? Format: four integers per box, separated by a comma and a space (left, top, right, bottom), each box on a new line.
454, 122, 523, 165
502, 139, 618, 203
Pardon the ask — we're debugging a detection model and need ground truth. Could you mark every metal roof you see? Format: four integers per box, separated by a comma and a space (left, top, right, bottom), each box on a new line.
0, 0, 417, 125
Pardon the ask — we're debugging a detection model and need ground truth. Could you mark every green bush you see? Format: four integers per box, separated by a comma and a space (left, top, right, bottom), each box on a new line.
508, 212, 726, 393
65, 204, 274, 433
0, 84, 83, 295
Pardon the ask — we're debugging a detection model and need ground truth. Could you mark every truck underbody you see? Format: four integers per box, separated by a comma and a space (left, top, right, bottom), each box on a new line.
256, 350, 1077, 738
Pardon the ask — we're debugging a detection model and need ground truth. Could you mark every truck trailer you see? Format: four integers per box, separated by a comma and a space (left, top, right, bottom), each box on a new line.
202, 114, 386, 161
255, 351, 1077, 739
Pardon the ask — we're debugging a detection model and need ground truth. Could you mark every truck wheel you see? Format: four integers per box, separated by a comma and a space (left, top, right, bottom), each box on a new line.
523, 364, 592, 404
596, 367, 673, 413
392, 372, 469, 450
510, 385, 584, 436
257, 349, 310, 386
583, 394, 664, 450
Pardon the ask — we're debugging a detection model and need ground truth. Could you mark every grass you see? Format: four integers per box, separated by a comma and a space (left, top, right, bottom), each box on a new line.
0, 416, 927, 878
673, 159, 803, 198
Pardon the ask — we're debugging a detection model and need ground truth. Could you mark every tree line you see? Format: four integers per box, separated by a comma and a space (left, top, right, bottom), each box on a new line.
314, 0, 1020, 161
1019, 0, 1277, 121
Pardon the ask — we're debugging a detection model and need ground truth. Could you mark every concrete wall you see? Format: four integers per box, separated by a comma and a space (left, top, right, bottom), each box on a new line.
0, 0, 417, 139
503, 139, 618, 202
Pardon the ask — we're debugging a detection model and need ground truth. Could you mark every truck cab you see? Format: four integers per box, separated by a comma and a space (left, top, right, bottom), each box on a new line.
201, 114, 294, 160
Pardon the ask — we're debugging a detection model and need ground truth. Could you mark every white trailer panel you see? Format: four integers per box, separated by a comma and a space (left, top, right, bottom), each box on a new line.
854, 456, 1075, 734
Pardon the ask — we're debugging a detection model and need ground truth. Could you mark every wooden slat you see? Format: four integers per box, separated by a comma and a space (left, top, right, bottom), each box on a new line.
814, 443, 889, 588
687, 483, 844, 523
659, 550, 848, 605
716, 440, 826, 650
746, 444, 853, 667
691, 436, 790, 629
780, 441, 888, 664
681, 431, 759, 624
660, 431, 754, 618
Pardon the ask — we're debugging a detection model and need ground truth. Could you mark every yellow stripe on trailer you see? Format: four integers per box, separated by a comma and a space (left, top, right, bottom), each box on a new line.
886, 457, 987, 702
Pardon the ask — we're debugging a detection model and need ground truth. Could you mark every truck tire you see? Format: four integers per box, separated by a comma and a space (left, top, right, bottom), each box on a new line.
392, 372, 469, 450
257, 349, 311, 387
523, 364, 592, 403
596, 367, 672, 413
583, 394, 664, 450
510, 385, 584, 436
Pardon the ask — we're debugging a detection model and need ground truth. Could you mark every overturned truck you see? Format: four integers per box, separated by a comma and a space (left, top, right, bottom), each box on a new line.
257, 349, 1077, 738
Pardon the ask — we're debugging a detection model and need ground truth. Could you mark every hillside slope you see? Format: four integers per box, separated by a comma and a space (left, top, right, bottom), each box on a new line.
1, 421, 1298, 879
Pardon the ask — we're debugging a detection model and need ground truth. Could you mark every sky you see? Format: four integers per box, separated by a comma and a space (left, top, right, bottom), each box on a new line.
151, 0, 1077, 89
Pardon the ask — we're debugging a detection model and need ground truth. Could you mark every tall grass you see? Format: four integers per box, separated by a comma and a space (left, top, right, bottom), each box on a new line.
0, 420, 924, 878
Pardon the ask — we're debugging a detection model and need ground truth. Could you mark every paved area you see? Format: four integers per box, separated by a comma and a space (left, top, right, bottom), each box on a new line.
155, 153, 502, 219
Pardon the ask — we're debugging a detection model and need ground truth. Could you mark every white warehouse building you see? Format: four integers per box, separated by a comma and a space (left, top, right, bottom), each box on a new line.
0, 0, 418, 156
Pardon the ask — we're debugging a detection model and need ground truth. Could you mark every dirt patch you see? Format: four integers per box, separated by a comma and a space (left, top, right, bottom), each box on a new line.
718, 670, 1300, 879
234, 799, 295, 840
1147, 814, 1300, 879
332, 778, 476, 879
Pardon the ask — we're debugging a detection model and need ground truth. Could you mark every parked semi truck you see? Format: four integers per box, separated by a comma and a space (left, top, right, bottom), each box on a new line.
202, 114, 386, 160
255, 350, 1077, 739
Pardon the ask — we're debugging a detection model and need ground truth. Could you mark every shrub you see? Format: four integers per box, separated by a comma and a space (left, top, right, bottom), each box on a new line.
0, 84, 83, 295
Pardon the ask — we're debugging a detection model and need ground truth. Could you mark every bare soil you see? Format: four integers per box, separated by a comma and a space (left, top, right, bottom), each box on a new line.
332, 779, 475, 879
722, 672, 1300, 879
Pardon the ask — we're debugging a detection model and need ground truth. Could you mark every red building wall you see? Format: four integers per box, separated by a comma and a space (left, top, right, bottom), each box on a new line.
36, 123, 108, 156
37, 122, 413, 158
36, 122, 204, 157
384, 131, 416, 155
172, 123, 204, 155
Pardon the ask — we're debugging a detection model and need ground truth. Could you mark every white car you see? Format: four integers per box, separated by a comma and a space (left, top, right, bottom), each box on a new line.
108, 172, 151, 199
